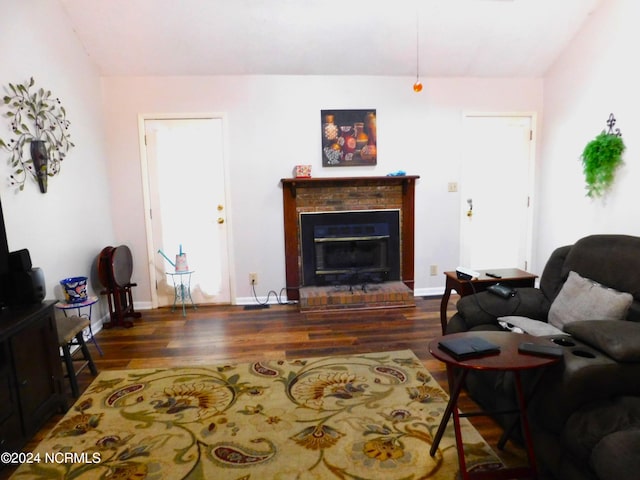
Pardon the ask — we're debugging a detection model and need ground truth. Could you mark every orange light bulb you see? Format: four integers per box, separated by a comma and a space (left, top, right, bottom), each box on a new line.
413, 81, 423, 92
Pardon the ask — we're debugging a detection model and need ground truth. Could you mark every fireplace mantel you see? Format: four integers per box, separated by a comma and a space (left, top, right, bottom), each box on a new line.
281, 175, 420, 197
280, 175, 419, 301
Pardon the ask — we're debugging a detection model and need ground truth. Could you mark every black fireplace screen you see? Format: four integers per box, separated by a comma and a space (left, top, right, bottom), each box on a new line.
300, 210, 400, 286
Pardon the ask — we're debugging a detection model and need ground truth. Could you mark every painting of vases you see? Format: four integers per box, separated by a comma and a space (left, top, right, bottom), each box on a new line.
321, 109, 377, 167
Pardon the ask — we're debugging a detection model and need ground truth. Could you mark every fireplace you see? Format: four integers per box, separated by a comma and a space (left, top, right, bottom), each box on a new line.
281, 175, 419, 307
300, 210, 400, 286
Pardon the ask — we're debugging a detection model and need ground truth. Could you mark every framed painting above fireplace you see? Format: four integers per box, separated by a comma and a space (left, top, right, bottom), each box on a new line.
321, 109, 377, 167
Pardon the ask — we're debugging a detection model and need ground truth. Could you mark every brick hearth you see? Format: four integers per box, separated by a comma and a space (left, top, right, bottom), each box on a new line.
299, 281, 414, 312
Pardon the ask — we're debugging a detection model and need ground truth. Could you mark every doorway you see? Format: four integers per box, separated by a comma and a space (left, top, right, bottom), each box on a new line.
459, 114, 535, 270
141, 116, 232, 307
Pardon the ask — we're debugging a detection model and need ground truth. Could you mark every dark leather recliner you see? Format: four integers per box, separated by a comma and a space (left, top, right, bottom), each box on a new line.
446, 234, 640, 480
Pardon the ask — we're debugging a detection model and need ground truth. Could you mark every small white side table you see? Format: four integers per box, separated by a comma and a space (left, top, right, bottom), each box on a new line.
55, 295, 104, 356
166, 271, 197, 317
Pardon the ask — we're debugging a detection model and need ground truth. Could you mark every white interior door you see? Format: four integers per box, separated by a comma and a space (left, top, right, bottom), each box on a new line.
143, 117, 231, 306
459, 114, 534, 270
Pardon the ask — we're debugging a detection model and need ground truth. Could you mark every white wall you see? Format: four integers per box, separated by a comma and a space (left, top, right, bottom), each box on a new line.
0, 0, 114, 313
537, 0, 640, 264
102, 75, 543, 303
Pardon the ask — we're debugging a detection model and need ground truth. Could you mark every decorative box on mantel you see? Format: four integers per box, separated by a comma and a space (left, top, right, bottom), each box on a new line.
280, 175, 419, 309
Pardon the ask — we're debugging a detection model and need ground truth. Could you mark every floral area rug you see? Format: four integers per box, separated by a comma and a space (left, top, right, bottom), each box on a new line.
12, 350, 502, 479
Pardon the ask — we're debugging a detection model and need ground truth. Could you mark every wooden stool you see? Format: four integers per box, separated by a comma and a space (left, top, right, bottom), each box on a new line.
56, 316, 98, 398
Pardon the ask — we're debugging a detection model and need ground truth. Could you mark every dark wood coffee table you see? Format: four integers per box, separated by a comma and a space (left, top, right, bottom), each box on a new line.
440, 269, 537, 334
429, 331, 561, 480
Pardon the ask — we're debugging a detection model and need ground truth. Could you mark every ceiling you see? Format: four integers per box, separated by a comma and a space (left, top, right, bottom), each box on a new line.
59, 0, 603, 78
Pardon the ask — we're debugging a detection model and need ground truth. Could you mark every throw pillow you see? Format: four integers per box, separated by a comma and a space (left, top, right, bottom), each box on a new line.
564, 320, 640, 362
548, 271, 633, 330
498, 316, 565, 336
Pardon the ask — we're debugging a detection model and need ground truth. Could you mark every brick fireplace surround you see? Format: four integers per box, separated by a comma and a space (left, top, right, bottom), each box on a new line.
280, 176, 419, 311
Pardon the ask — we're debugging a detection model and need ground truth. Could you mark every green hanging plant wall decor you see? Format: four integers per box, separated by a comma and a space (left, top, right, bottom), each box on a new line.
580, 114, 625, 198
0, 77, 74, 193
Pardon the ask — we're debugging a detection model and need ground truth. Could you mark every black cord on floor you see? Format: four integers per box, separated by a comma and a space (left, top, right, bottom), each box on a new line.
250, 283, 295, 306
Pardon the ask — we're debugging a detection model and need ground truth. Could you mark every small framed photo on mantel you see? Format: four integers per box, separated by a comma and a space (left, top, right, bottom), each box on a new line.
321, 109, 377, 167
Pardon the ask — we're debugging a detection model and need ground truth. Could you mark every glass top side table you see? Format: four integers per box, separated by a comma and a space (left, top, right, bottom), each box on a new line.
166, 271, 197, 317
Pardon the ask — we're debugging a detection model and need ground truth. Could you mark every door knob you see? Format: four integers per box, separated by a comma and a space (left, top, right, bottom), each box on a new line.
217, 204, 224, 211
217, 218, 224, 224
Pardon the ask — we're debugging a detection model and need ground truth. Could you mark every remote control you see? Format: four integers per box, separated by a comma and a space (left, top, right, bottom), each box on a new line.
518, 342, 564, 358
485, 272, 502, 278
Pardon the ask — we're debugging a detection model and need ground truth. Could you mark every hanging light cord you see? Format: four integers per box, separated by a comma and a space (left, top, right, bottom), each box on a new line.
413, 11, 423, 92
416, 13, 420, 83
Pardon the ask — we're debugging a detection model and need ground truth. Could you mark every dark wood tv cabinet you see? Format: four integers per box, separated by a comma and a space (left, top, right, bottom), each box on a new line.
0, 300, 66, 453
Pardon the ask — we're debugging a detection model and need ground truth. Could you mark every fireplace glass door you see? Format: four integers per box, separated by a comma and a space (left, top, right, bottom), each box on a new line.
300, 210, 400, 286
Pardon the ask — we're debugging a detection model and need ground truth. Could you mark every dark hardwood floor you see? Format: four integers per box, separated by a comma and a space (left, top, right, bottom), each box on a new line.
11, 296, 531, 478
